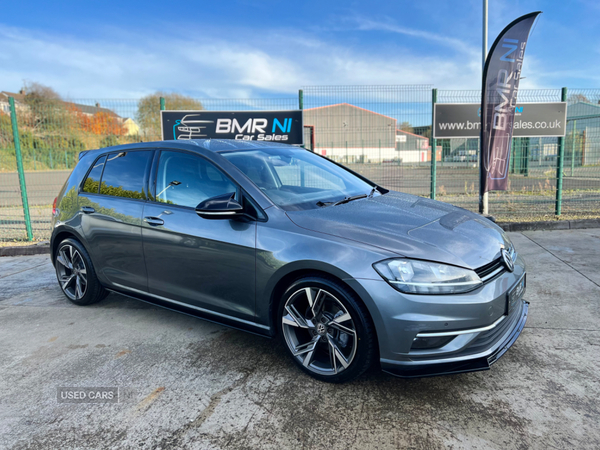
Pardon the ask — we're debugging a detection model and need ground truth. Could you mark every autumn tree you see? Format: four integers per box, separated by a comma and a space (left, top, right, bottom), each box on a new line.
136, 92, 204, 139
81, 112, 126, 136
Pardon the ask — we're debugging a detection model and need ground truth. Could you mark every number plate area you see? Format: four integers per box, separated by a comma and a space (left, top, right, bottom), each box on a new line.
507, 274, 526, 315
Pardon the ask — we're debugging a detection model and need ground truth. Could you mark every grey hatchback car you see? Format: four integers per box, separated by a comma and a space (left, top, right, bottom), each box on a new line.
51, 139, 528, 383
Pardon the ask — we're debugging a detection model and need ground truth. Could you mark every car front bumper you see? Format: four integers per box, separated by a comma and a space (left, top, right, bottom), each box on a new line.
346, 254, 529, 378
380, 299, 529, 378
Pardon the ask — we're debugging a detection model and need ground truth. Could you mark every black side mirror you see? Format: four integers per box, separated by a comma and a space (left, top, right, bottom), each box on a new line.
195, 192, 243, 220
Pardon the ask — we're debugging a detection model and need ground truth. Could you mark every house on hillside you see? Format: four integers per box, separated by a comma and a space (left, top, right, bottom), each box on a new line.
64, 101, 121, 119
0, 90, 27, 114
122, 117, 140, 136
303, 103, 432, 163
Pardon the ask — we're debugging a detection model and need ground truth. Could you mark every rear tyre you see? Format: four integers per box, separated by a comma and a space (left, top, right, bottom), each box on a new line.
277, 276, 377, 383
54, 238, 108, 306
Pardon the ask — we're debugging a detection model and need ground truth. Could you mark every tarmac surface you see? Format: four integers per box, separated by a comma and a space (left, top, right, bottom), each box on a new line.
0, 229, 599, 449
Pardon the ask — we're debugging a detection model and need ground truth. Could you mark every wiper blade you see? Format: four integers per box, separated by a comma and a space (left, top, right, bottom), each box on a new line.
316, 200, 334, 207
368, 186, 380, 198
333, 194, 367, 206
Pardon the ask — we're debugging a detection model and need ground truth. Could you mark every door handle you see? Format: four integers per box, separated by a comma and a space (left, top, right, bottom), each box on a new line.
144, 216, 165, 226
81, 206, 95, 214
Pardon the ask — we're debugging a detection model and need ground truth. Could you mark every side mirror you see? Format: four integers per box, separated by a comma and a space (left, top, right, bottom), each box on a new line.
195, 192, 244, 220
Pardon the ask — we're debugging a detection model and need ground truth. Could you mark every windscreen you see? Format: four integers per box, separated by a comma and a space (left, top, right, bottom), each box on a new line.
222, 147, 375, 211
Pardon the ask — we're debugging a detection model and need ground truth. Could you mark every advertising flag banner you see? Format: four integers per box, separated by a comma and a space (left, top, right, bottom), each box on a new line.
480, 12, 541, 193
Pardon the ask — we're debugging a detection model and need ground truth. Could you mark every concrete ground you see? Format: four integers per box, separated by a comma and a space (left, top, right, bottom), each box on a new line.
0, 229, 599, 449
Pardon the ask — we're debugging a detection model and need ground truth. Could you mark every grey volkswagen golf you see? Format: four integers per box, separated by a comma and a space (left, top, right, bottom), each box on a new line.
51, 139, 528, 383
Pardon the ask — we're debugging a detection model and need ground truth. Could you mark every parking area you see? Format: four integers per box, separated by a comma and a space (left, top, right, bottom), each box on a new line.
1, 228, 599, 449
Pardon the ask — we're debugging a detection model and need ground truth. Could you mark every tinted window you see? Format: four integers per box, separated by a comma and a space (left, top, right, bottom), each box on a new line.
156, 151, 237, 208
99, 151, 152, 199
82, 155, 106, 194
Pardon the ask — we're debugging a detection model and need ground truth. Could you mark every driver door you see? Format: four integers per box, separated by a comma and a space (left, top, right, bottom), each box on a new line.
141, 150, 256, 321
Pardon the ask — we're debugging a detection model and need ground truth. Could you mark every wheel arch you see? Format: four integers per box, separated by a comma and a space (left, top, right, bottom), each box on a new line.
50, 227, 89, 266
267, 263, 382, 350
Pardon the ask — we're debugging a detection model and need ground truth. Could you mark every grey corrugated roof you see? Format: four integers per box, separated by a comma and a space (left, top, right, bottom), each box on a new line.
64, 102, 120, 118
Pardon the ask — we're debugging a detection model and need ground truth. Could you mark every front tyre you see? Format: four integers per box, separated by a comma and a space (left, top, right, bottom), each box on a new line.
277, 276, 377, 383
54, 238, 107, 306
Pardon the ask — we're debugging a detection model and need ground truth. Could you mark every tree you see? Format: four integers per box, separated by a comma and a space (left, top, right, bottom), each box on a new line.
398, 121, 414, 134
568, 93, 590, 104
20, 81, 75, 131
136, 92, 204, 139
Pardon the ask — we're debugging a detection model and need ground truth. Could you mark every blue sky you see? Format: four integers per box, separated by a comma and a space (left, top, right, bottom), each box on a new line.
0, 0, 598, 99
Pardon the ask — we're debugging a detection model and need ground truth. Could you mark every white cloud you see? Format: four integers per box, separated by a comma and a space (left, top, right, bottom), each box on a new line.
0, 22, 506, 100
350, 17, 476, 55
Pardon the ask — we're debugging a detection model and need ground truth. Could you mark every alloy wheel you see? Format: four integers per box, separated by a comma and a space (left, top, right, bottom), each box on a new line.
56, 244, 88, 301
282, 287, 358, 376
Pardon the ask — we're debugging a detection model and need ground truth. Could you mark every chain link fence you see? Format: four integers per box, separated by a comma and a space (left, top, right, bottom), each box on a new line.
1, 87, 599, 243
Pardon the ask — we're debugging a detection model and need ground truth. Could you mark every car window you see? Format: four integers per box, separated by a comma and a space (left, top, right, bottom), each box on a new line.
270, 155, 345, 190
155, 151, 237, 208
99, 151, 152, 199
223, 148, 374, 211
82, 155, 106, 194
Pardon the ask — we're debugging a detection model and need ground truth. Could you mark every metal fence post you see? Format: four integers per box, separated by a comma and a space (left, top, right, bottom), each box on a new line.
298, 90, 304, 148
571, 120, 577, 177
430, 88, 437, 200
8, 97, 33, 241
160, 97, 166, 111
555, 87, 567, 216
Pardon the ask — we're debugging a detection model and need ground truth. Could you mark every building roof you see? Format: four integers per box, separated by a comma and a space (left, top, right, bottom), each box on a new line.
396, 128, 428, 140
0, 91, 26, 103
0, 92, 120, 118
304, 103, 397, 122
567, 101, 600, 119
64, 101, 121, 118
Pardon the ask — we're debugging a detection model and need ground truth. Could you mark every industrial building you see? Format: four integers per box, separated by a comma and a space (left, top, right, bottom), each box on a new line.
303, 103, 430, 163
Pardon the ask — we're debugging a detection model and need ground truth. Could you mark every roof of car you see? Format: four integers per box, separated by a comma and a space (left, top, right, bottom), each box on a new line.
79, 139, 299, 163
87, 139, 294, 156
192, 139, 293, 152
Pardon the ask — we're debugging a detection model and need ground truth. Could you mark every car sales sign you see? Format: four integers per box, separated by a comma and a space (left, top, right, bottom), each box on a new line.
161, 110, 304, 145
433, 102, 567, 139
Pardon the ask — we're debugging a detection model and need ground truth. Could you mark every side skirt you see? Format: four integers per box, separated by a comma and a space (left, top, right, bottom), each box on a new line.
106, 286, 273, 338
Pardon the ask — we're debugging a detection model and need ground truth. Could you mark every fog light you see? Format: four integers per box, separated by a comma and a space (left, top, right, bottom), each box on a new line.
411, 336, 455, 350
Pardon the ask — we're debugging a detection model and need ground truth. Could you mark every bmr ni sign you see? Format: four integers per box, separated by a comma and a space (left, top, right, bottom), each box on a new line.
161, 110, 304, 145
433, 102, 567, 139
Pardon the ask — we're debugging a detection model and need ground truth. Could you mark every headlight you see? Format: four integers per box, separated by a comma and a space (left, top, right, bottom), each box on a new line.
373, 258, 482, 295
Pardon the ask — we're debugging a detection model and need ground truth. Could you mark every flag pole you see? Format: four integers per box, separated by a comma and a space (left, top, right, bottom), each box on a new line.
481, 0, 489, 215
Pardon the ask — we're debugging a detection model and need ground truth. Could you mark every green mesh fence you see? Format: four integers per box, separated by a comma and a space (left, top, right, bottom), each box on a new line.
436, 89, 600, 221
302, 85, 434, 197
0, 96, 297, 242
1, 88, 599, 243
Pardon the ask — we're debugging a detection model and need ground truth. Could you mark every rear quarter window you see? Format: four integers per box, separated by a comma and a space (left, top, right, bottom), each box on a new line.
99, 151, 153, 199
82, 155, 107, 194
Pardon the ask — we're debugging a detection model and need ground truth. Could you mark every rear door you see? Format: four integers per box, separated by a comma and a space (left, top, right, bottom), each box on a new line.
141, 150, 257, 321
79, 150, 153, 291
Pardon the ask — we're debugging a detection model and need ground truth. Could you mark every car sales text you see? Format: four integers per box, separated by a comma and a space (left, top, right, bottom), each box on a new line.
216, 118, 292, 141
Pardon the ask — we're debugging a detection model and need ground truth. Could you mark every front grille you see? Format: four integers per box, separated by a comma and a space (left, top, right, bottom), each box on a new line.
475, 258, 505, 283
